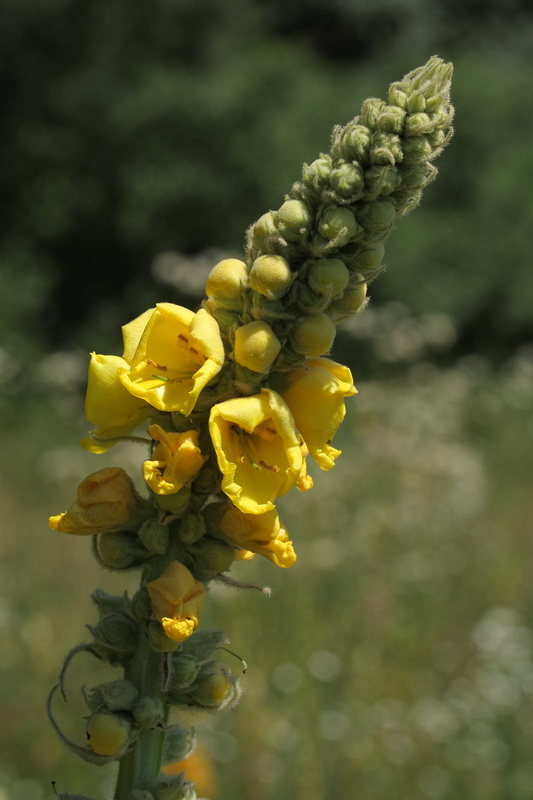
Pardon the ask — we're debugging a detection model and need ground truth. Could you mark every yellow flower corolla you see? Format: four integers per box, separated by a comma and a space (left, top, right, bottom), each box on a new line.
118, 304, 225, 415
209, 389, 303, 514
218, 503, 297, 567
283, 358, 357, 470
48, 468, 137, 535
81, 353, 152, 453
143, 424, 206, 495
147, 560, 205, 643
81, 309, 155, 453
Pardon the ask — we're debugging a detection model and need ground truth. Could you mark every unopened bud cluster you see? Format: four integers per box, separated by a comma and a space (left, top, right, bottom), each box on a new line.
47, 57, 453, 800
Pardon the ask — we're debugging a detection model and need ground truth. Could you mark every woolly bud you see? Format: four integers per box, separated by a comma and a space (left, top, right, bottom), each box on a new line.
355, 200, 396, 235
336, 124, 372, 162
133, 697, 165, 729
291, 312, 336, 357
248, 211, 279, 252
318, 207, 359, 247
370, 132, 403, 166
86, 712, 133, 757
275, 199, 311, 239
329, 277, 367, 321
307, 258, 350, 298
361, 97, 387, 129
249, 254, 293, 300
404, 112, 433, 137
96, 530, 147, 569
328, 161, 365, 200
402, 136, 433, 162
234, 320, 281, 373
376, 104, 406, 134
302, 155, 332, 192
364, 165, 401, 197
205, 258, 248, 308
87, 679, 139, 713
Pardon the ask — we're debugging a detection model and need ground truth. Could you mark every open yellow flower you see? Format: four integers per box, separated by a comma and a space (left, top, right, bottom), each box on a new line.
209, 389, 303, 514
282, 358, 357, 470
143, 424, 206, 495
216, 502, 297, 567
81, 309, 155, 453
48, 468, 140, 535
147, 561, 205, 642
119, 304, 225, 415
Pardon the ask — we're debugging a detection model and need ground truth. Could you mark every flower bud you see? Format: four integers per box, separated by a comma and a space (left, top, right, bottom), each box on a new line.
329, 278, 367, 321
407, 91, 426, 112
178, 512, 207, 544
169, 653, 201, 690
402, 135, 433, 162
364, 165, 401, 197
49, 468, 146, 536
376, 104, 406, 134
336, 124, 371, 162
137, 519, 170, 556
87, 679, 139, 713
275, 199, 311, 239
361, 97, 387, 129
151, 774, 196, 800
318, 207, 359, 247
355, 200, 396, 234
249, 254, 292, 300
148, 620, 182, 653
179, 629, 227, 661
388, 82, 408, 109
392, 188, 423, 216
404, 112, 433, 137
248, 211, 279, 253
370, 132, 403, 166
190, 538, 236, 577
307, 258, 349, 298
302, 155, 332, 191
205, 258, 248, 308
133, 696, 165, 728
189, 662, 240, 711
97, 530, 147, 569
88, 612, 140, 661
345, 243, 385, 274
233, 320, 281, 373
328, 161, 364, 199
151, 486, 192, 514
86, 712, 133, 757
162, 725, 195, 764
291, 312, 336, 357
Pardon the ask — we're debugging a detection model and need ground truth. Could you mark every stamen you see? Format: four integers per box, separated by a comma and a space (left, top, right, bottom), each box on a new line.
145, 358, 167, 371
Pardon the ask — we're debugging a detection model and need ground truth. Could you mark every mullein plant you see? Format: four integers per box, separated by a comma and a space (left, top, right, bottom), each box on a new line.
48, 56, 454, 800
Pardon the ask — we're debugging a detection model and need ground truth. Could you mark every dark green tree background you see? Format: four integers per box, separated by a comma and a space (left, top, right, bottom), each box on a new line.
2, 0, 532, 361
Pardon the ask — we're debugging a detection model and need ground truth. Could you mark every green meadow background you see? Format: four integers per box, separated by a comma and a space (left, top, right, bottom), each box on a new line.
2, 1, 533, 798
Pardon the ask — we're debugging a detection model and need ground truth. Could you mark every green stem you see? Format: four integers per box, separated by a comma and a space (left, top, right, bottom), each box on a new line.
113, 630, 167, 799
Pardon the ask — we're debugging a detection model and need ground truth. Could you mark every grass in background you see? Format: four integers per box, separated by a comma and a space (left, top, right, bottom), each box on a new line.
2, 305, 533, 800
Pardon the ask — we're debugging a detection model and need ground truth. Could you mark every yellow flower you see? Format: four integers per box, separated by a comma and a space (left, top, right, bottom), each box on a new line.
48, 468, 139, 535
119, 304, 225, 415
143, 424, 206, 495
147, 561, 205, 643
209, 389, 303, 514
81, 309, 155, 453
217, 503, 297, 567
81, 354, 152, 453
282, 357, 357, 470
87, 712, 132, 757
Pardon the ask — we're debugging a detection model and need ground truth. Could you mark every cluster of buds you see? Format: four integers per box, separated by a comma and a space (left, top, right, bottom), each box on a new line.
48, 57, 453, 800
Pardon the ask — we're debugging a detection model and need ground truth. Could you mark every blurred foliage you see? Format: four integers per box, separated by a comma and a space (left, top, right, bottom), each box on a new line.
1, 0, 533, 364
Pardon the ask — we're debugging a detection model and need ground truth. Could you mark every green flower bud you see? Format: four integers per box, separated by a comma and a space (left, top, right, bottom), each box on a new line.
179, 512, 207, 545
307, 258, 349, 298
355, 200, 396, 235
346, 242, 385, 274
302, 155, 333, 192
162, 725, 195, 765
151, 775, 196, 800
87, 679, 139, 713
88, 612, 140, 660
328, 161, 365, 199
294, 282, 325, 313
249, 254, 293, 300
130, 587, 153, 623
248, 211, 279, 253
234, 320, 281, 373
133, 696, 165, 728
404, 112, 433, 137
318, 206, 358, 247
291, 312, 336, 357
137, 519, 169, 556
407, 91, 426, 112
402, 135, 433, 162
328, 278, 367, 321
376, 104, 406, 134
96, 530, 148, 569
275, 199, 311, 239
426, 128, 446, 149
391, 188, 423, 216
86, 712, 133, 757
361, 97, 387, 129
169, 653, 201, 690
249, 291, 288, 323
370, 132, 403, 166
202, 299, 242, 334
335, 124, 372, 162
364, 165, 401, 197
398, 162, 435, 191
190, 538, 236, 577
152, 486, 192, 515
205, 258, 248, 308
91, 589, 125, 618
388, 82, 408, 109
187, 662, 240, 711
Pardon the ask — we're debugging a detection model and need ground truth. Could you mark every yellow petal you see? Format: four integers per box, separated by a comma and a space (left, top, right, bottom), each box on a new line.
143, 424, 206, 495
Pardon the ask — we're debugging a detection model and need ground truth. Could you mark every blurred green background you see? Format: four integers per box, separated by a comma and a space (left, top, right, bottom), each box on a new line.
2, 1, 533, 798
